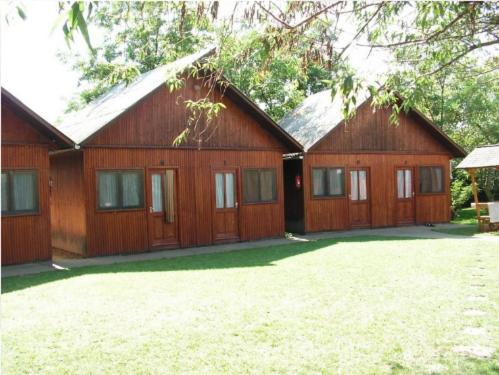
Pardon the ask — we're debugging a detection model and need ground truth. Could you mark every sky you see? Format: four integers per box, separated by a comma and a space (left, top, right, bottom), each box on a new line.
1, 1, 91, 122
0, 1, 391, 124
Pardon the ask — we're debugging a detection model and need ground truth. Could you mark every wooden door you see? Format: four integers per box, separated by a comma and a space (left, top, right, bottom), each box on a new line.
348, 168, 371, 228
147, 168, 179, 248
395, 167, 416, 225
212, 169, 240, 242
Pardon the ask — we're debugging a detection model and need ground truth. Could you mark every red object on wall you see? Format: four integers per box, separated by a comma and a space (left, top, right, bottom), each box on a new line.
295, 175, 302, 189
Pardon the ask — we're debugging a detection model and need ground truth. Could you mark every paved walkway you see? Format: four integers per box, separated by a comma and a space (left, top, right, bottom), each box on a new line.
3, 224, 497, 278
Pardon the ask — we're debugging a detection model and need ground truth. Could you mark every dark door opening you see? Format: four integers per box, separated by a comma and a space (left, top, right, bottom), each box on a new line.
283, 157, 305, 234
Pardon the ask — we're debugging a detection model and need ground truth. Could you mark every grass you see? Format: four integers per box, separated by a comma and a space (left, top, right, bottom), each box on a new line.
433, 208, 499, 237
2, 236, 499, 374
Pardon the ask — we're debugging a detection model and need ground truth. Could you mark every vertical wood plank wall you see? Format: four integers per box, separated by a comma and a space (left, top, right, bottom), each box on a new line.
303, 153, 451, 232
80, 148, 285, 257
50, 152, 87, 255
1, 105, 53, 265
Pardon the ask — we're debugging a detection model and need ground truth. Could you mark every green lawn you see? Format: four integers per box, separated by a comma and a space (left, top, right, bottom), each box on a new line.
437, 208, 499, 237
2, 236, 499, 374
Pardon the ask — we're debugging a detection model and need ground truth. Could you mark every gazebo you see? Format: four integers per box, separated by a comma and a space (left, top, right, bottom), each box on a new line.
457, 144, 499, 231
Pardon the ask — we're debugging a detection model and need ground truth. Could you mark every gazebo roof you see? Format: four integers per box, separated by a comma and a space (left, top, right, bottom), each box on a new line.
456, 144, 499, 169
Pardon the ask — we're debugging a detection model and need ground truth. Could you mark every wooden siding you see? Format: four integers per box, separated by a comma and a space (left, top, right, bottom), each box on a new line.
87, 77, 285, 151
1, 144, 52, 265
2, 103, 52, 145
50, 152, 87, 255
79, 148, 284, 257
302, 153, 451, 232
312, 102, 452, 155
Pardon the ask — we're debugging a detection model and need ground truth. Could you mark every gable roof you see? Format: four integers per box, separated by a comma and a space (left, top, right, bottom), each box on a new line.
55, 49, 302, 152
1, 88, 73, 148
457, 144, 499, 169
279, 89, 466, 157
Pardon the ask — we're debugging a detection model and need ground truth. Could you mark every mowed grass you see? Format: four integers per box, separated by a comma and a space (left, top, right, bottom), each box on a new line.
2, 236, 499, 374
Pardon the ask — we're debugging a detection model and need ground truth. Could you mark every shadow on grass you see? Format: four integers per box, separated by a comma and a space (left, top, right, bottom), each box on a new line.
2, 236, 428, 294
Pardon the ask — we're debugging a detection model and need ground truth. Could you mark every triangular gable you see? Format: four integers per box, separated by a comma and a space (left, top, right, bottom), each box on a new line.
55, 49, 301, 152
1, 88, 73, 148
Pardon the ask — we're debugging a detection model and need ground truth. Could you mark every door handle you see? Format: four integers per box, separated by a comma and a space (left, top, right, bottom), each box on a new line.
149, 206, 153, 213
235, 202, 239, 208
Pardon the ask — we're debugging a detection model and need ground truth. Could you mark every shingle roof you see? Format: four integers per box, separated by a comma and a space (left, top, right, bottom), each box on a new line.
54, 48, 302, 152
1, 88, 73, 148
457, 144, 499, 169
279, 89, 370, 151
56, 48, 214, 144
279, 89, 466, 157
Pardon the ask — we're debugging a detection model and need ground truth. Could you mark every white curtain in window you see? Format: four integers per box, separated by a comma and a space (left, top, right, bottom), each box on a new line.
359, 171, 367, 200
404, 170, 412, 198
122, 172, 141, 207
350, 171, 359, 200
99, 173, 118, 208
260, 169, 275, 201
165, 170, 175, 223
215, 173, 225, 208
1, 173, 8, 212
312, 169, 325, 196
225, 173, 235, 208
432, 167, 443, 192
151, 174, 163, 212
13, 172, 36, 211
328, 169, 344, 195
397, 170, 405, 198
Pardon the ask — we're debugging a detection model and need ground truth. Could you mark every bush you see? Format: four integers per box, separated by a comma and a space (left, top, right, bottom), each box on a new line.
451, 178, 472, 211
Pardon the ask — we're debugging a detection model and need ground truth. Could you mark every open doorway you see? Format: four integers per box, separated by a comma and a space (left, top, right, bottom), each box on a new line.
283, 156, 305, 234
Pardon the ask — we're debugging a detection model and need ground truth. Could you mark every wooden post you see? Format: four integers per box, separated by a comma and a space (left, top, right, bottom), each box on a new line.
468, 168, 481, 230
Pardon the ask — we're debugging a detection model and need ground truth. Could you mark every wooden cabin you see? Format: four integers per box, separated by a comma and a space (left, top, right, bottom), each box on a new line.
1, 89, 72, 265
280, 90, 466, 233
51, 50, 301, 257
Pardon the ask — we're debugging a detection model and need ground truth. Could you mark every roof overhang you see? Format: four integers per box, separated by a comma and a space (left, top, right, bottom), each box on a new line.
1, 88, 74, 148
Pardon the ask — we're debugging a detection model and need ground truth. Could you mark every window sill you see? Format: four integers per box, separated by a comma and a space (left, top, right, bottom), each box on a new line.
242, 201, 278, 206
1, 211, 41, 218
311, 195, 346, 200
95, 207, 145, 214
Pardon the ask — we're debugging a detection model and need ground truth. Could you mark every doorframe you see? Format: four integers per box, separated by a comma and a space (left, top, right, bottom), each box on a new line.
347, 166, 372, 229
146, 166, 180, 249
393, 165, 417, 226
210, 166, 242, 243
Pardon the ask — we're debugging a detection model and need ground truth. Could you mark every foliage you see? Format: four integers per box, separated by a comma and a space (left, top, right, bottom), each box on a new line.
450, 172, 472, 211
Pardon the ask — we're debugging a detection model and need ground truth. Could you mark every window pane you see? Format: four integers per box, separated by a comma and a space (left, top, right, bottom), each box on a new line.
350, 171, 358, 200
404, 169, 412, 198
243, 170, 259, 203
98, 172, 119, 209
12, 171, 37, 211
151, 174, 163, 212
1, 173, 9, 212
165, 170, 175, 223
215, 173, 225, 208
359, 170, 367, 200
122, 172, 142, 208
225, 173, 235, 208
328, 168, 344, 196
420, 167, 443, 193
312, 169, 326, 196
431, 167, 443, 192
397, 170, 405, 199
260, 169, 276, 201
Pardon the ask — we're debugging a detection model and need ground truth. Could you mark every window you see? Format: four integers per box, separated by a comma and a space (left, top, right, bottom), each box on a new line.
1, 170, 39, 215
350, 170, 367, 201
151, 170, 175, 223
97, 170, 144, 210
397, 169, 413, 199
419, 166, 444, 193
312, 168, 345, 197
215, 172, 236, 208
243, 169, 277, 203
